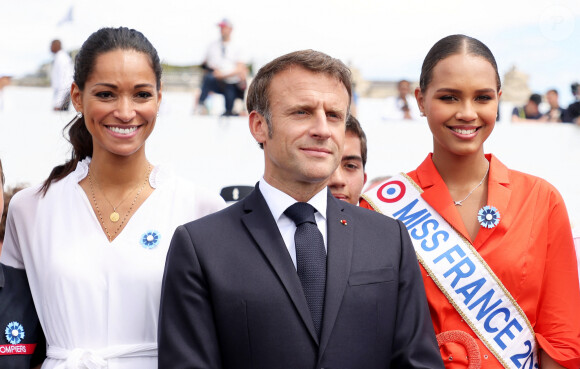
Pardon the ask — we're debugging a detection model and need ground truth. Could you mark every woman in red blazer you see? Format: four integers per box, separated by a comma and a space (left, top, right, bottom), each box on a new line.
361, 35, 580, 369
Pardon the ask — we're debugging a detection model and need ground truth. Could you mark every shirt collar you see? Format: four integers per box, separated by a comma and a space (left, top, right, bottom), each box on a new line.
416, 153, 509, 188
259, 177, 328, 222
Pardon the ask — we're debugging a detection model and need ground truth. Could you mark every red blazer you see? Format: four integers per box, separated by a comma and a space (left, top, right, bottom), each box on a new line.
361, 154, 580, 368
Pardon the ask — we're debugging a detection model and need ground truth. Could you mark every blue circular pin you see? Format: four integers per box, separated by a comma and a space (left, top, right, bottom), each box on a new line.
140, 230, 161, 249
477, 206, 500, 228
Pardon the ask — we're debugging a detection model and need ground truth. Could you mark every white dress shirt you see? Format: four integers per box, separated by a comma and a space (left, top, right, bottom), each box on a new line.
204, 39, 245, 84
259, 178, 327, 269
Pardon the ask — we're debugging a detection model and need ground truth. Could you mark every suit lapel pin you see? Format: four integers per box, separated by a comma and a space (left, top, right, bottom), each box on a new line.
340, 219, 348, 226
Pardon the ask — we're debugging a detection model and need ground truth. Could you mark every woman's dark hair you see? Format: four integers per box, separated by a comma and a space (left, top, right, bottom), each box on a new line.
419, 34, 501, 93
40, 27, 162, 195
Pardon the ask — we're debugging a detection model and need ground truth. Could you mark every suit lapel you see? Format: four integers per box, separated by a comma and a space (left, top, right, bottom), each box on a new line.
319, 192, 353, 356
241, 186, 319, 343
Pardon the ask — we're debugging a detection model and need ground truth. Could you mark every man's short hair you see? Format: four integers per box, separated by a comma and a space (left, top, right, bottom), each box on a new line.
246, 49, 352, 144
529, 93, 542, 106
397, 79, 410, 87
345, 115, 367, 169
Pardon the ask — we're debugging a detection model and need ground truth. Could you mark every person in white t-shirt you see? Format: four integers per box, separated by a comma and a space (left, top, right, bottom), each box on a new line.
194, 18, 248, 116
50, 39, 73, 111
382, 79, 421, 121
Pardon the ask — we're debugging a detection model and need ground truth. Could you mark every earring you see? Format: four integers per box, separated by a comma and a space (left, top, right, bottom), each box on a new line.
73, 111, 83, 123
420, 111, 426, 117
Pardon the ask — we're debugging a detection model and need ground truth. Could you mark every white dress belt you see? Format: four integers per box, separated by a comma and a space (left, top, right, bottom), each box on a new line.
47, 343, 157, 369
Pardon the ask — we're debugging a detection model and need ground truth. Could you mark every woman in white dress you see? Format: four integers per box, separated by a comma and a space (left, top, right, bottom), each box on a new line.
1, 27, 225, 369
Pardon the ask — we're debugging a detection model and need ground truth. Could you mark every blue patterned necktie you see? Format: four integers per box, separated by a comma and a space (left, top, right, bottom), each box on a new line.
284, 202, 327, 338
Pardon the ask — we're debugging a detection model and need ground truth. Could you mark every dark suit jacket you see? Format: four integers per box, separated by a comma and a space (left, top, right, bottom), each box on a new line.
159, 186, 443, 369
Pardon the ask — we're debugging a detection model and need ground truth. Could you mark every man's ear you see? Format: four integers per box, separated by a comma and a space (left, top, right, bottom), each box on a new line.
249, 111, 268, 146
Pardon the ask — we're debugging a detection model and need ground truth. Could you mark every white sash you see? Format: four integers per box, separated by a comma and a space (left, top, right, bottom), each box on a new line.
362, 173, 538, 369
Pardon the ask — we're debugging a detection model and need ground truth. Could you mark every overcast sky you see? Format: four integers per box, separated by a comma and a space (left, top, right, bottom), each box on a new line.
1, 0, 579, 103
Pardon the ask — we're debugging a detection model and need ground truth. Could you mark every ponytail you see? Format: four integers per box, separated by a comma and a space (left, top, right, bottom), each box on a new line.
39, 114, 93, 195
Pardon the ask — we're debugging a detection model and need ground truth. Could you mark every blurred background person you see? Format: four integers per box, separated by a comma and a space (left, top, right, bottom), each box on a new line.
541, 89, 564, 122
49, 39, 73, 111
382, 79, 421, 121
0, 74, 11, 111
511, 93, 542, 122
193, 18, 248, 117
328, 115, 367, 205
562, 82, 580, 124
0, 185, 25, 251
1, 27, 224, 369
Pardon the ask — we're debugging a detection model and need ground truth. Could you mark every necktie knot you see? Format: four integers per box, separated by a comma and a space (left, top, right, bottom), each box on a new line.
284, 202, 317, 226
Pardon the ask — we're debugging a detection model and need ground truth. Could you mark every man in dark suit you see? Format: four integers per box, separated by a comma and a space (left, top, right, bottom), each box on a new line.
158, 50, 443, 369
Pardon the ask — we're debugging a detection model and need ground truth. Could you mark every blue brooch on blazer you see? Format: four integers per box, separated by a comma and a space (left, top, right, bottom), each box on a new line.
477, 206, 500, 228
140, 230, 161, 249
5, 321, 25, 344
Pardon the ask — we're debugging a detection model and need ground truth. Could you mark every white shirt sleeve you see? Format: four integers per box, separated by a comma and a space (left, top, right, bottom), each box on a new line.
0, 189, 36, 268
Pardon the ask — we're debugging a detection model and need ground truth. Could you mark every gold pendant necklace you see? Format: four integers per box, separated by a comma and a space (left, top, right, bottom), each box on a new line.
110, 211, 120, 222
93, 170, 146, 222
88, 164, 152, 242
